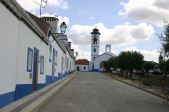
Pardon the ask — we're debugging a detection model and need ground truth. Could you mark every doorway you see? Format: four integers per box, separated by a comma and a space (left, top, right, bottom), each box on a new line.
52, 48, 56, 81
76, 66, 79, 71
32, 48, 39, 91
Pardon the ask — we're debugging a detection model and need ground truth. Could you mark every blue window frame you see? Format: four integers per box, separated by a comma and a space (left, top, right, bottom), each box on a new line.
40, 56, 44, 74
93, 48, 96, 52
27, 48, 33, 72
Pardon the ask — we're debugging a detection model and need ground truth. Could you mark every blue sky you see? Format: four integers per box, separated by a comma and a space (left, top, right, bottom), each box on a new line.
16, 0, 169, 62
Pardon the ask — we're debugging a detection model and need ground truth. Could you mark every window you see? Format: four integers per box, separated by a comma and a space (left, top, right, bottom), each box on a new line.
27, 48, 33, 72
49, 45, 52, 62
84, 67, 86, 70
67, 58, 69, 70
40, 56, 44, 74
61, 57, 64, 73
93, 57, 95, 60
93, 38, 97, 44
65, 57, 67, 67
70, 61, 71, 70
93, 48, 96, 52
55, 51, 57, 65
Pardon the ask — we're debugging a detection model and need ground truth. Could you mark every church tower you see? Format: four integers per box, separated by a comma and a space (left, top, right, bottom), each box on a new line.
91, 28, 101, 62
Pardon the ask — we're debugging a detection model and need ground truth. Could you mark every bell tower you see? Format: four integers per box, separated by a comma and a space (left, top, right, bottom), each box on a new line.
105, 44, 111, 53
91, 28, 101, 62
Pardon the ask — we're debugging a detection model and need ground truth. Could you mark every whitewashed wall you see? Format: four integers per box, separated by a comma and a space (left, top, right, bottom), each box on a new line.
75, 65, 89, 72
65, 50, 70, 73
46, 36, 66, 78
0, 1, 75, 98
16, 22, 47, 85
70, 58, 75, 72
94, 53, 112, 70
0, 3, 19, 95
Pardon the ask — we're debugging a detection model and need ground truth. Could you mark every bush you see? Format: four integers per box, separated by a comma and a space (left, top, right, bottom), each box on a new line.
139, 75, 169, 87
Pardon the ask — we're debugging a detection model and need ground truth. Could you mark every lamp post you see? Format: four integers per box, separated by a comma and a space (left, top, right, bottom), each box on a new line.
60, 22, 67, 34
49, 21, 67, 44
74, 51, 78, 72
75, 51, 78, 59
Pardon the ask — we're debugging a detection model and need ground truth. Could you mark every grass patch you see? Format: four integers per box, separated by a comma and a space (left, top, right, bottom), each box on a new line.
138, 75, 169, 87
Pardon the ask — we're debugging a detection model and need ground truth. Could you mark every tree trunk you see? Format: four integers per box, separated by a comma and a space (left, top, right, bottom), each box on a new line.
130, 69, 133, 80
126, 70, 129, 78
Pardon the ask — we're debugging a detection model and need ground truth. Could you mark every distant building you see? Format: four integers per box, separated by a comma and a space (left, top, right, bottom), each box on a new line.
89, 28, 116, 71
75, 59, 89, 72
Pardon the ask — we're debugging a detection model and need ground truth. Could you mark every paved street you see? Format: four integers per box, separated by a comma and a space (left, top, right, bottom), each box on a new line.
38, 72, 169, 112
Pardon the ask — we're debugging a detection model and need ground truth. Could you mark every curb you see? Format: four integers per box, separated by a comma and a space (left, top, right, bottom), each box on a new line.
0, 72, 78, 112
104, 73, 165, 99
24, 72, 77, 112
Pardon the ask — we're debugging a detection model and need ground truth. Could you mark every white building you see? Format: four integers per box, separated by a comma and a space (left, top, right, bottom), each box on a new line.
89, 28, 116, 71
0, 0, 75, 108
75, 59, 89, 72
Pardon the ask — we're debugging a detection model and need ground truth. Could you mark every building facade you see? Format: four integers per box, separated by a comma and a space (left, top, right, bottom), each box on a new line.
75, 59, 89, 72
90, 28, 101, 70
0, 0, 75, 108
89, 28, 116, 71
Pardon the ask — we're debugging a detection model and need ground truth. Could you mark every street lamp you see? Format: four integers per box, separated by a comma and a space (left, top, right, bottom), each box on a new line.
60, 22, 67, 34
49, 21, 67, 44
75, 51, 78, 59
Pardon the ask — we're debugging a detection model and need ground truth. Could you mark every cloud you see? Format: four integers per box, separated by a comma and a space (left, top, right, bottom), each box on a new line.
76, 51, 91, 61
47, 0, 68, 9
69, 22, 154, 47
154, 0, 169, 10
119, 0, 169, 26
123, 47, 160, 62
58, 16, 70, 26
16, 0, 39, 11
71, 44, 91, 60
16, 0, 68, 11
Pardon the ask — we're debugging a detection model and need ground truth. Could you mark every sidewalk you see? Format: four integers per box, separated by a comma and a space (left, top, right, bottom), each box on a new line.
0, 72, 77, 112
105, 73, 165, 99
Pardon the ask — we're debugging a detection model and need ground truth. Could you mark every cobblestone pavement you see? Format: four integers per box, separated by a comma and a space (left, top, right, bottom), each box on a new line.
38, 72, 169, 112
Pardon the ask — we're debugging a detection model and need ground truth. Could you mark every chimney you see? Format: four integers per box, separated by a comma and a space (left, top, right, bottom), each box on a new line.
41, 17, 59, 33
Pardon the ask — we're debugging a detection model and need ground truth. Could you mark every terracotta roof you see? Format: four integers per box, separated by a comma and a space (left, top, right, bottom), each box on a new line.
27, 12, 49, 36
75, 59, 89, 65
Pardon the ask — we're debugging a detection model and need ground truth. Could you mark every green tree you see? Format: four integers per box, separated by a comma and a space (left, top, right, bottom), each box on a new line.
118, 51, 144, 79
104, 57, 118, 71
143, 61, 156, 74
159, 23, 169, 57
159, 22, 169, 76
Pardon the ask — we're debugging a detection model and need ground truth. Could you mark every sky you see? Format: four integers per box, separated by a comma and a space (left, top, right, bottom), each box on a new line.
16, 0, 169, 62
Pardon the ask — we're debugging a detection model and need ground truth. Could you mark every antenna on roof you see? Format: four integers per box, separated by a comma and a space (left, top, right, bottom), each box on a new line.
40, 0, 47, 17
33, 0, 47, 17
33, 0, 58, 18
